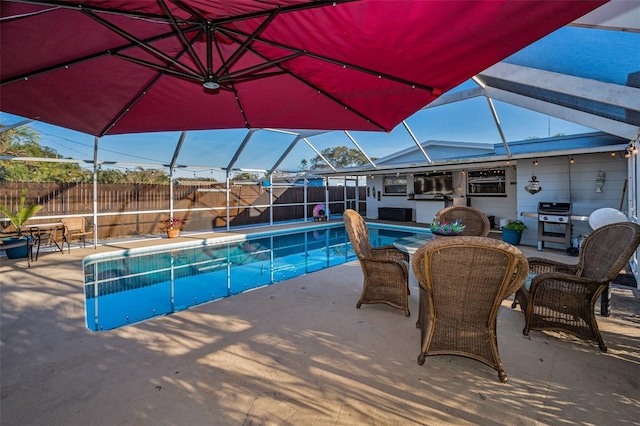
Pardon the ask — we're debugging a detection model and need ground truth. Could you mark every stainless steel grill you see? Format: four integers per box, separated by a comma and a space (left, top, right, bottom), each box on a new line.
537, 202, 571, 250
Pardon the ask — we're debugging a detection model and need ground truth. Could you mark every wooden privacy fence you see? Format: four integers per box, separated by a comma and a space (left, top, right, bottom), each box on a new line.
0, 182, 366, 239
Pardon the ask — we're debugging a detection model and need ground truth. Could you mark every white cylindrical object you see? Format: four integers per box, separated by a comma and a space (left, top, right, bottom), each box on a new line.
499, 218, 510, 229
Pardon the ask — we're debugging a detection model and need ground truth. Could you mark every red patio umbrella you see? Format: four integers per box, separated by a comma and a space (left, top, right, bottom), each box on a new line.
0, 0, 607, 136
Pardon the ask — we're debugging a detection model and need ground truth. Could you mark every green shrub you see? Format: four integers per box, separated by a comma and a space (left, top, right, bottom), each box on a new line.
503, 220, 527, 232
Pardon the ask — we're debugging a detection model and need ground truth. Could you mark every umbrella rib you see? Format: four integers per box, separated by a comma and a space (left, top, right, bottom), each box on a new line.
12, 0, 355, 26
219, 71, 288, 85
99, 71, 163, 137
110, 53, 203, 83
219, 26, 437, 93
229, 38, 388, 131
99, 43, 195, 136
214, 29, 388, 130
158, 0, 208, 76
207, 0, 356, 26
83, 10, 202, 79
11, 0, 198, 25
213, 9, 280, 79
217, 53, 303, 83
0, 25, 202, 86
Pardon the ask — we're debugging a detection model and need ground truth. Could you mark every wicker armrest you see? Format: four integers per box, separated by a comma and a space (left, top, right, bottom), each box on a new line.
528, 271, 605, 297
528, 257, 579, 275
371, 245, 409, 262
361, 257, 409, 284
362, 256, 407, 269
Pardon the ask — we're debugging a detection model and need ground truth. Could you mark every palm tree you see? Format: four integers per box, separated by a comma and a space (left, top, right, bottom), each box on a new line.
0, 189, 42, 237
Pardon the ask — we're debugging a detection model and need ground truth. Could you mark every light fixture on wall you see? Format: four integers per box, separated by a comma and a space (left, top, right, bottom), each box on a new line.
569, 155, 574, 164
625, 142, 637, 158
610, 152, 616, 157
596, 171, 605, 193
525, 174, 542, 194
533, 158, 538, 166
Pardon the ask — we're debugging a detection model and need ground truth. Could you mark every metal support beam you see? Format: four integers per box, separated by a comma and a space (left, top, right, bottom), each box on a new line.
227, 129, 257, 171
481, 62, 640, 112
344, 131, 376, 167
92, 137, 99, 248
420, 87, 484, 109
169, 131, 187, 218
269, 136, 301, 174
269, 174, 274, 226
402, 120, 432, 163
303, 138, 336, 171
225, 172, 230, 231
0, 119, 33, 133
485, 87, 640, 140
473, 76, 511, 157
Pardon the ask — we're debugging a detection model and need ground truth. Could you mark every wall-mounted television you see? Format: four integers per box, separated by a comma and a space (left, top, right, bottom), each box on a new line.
413, 172, 453, 195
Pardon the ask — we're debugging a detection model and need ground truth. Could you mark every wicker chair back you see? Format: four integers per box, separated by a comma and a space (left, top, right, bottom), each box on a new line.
434, 206, 490, 237
412, 236, 528, 382
578, 222, 640, 281
343, 209, 372, 259
343, 209, 411, 316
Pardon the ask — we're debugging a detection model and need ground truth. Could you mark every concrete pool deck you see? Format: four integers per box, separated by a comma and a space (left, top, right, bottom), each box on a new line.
1, 224, 639, 425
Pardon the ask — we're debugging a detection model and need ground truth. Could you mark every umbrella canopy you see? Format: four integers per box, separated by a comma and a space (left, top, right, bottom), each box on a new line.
1, 0, 607, 136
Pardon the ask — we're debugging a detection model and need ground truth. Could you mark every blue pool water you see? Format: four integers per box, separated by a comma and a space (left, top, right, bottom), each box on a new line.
83, 223, 430, 331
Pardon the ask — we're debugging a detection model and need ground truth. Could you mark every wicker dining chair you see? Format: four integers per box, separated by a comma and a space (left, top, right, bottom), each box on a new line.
343, 209, 411, 316
434, 206, 490, 237
412, 236, 528, 383
512, 221, 640, 352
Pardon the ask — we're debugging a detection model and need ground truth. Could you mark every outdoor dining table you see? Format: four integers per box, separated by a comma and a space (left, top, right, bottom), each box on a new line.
22, 222, 65, 260
392, 234, 433, 255
392, 234, 433, 288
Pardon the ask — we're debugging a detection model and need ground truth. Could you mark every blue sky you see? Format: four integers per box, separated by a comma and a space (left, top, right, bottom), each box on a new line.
2, 25, 637, 180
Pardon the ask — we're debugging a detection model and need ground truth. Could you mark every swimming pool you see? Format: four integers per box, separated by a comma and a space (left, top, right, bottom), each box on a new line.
83, 222, 430, 331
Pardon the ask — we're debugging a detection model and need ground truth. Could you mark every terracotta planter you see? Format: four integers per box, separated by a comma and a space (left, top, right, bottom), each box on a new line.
167, 229, 180, 238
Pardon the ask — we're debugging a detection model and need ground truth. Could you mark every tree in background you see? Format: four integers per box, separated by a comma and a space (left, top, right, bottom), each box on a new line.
124, 167, 170, 184
308, 146, 375, 169
231, 172, 260, 181
1, 125, 171, 184
1, 125, 91, 183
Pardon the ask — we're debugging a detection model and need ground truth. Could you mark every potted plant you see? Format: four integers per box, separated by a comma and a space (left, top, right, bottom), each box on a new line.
502, 220, 527, 245
161, 217, 184, 238
0, 189, 42, 258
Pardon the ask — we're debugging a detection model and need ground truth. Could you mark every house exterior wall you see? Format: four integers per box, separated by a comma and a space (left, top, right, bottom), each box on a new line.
365, 168, 516, 225
365, 152, 630, 247
516, 152, 629, 248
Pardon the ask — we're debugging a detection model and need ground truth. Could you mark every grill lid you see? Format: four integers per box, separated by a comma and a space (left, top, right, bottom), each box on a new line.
538, 202, 571, 214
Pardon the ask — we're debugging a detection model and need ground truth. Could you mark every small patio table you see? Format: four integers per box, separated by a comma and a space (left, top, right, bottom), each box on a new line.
22, 222, 65, 260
